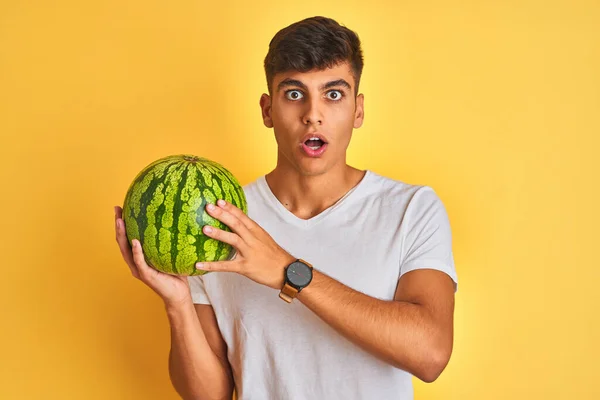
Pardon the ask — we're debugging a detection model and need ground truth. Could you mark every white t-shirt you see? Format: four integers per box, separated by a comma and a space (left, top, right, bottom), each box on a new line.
188, 170, 458, 400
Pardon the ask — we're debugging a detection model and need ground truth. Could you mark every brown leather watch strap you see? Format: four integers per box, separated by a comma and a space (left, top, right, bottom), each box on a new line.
279, 283, 299, 303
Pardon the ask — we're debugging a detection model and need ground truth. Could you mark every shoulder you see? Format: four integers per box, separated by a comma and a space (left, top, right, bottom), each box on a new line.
239, 176, 270, 217
364, 170, 442, 208
241, 176, 264, 200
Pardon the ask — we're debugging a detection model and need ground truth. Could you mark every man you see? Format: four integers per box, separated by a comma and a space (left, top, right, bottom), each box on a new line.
115, 16, 458, 400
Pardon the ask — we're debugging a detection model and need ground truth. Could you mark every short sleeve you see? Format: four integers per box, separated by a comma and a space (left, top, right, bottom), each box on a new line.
187, 276, 211, 304
400, 186, 459, 292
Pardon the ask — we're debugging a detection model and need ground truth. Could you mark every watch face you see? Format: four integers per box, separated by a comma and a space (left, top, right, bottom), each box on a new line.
286, 261, 312, 287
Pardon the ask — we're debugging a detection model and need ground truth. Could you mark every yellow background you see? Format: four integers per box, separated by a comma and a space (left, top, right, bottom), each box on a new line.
1, 0, 598, 399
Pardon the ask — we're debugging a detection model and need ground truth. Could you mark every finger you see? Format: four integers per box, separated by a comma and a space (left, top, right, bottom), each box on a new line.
195, 259, 240, 273
115, 218, 139, 278
114, 206, 125, 240
216, 199, 257, 231
202, 225, 245, 250
130, 239, 155, 278
205, 203, 252, 240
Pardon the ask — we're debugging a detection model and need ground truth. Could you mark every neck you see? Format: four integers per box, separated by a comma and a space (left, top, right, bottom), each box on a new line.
265, 160, 366, 220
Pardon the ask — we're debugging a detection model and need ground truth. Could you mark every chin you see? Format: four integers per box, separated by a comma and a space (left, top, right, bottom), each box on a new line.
281, 147, 337, 177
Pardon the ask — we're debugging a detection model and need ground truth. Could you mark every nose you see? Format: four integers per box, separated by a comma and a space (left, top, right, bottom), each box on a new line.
302, 98, 323, 125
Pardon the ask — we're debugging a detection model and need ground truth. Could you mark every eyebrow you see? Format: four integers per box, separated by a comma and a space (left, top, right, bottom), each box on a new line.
277, 78, 352, 93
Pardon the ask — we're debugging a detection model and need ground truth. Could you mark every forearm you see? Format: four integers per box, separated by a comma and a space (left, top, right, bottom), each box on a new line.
166, 300, 233, 400
297, 270, 450, 382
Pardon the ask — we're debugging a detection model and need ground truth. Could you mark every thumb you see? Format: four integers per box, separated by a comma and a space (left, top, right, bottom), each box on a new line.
131, 239, 155, 277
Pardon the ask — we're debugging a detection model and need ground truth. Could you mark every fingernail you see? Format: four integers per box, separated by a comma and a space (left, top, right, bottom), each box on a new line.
217, 199, 226, 207
207, 203, 215, 211
204, 226, 213, 234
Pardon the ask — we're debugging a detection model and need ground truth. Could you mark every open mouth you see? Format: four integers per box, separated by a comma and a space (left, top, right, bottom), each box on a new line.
304, 137, 327, 150
301, 136, 329, 157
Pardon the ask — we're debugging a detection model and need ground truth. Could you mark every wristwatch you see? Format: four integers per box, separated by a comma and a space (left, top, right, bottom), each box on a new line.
279, 259, 313, 303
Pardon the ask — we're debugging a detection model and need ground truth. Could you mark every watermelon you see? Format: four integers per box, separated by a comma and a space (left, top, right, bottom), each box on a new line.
122, 154, 247, 276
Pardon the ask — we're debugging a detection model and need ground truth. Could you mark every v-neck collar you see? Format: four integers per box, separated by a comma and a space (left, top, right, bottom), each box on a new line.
258, 170, 372, 229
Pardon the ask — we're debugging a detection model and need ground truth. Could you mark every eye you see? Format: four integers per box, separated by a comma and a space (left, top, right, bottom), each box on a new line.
326, 90, 344, 101
285, 90, 303, 101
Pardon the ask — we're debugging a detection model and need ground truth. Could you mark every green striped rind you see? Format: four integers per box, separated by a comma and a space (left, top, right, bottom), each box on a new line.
122, 154, 248, 276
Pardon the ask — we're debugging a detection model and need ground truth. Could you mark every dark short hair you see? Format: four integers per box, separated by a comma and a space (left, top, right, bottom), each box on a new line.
263, 16, 364, 96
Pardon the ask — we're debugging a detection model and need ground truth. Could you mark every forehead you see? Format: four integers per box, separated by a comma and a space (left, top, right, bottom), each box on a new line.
274, 62, 354, 90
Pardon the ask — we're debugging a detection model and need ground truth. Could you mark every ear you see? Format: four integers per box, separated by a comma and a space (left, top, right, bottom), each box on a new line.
353, 93, 364, 129
260, 94, 273, 128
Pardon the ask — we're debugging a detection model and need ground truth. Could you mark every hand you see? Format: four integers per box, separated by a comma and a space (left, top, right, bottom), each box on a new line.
196, 199, 296, 290
114, 206, 192, 308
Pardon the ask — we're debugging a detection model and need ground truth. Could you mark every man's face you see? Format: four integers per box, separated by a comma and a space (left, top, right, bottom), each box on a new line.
260, 61, 364, 177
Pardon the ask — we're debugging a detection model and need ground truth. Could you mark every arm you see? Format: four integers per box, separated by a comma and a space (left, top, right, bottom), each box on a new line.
167, 301, 234, 400
114, 206, 233, 399
194, 198, 456, 382
297, 268, 455, 383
